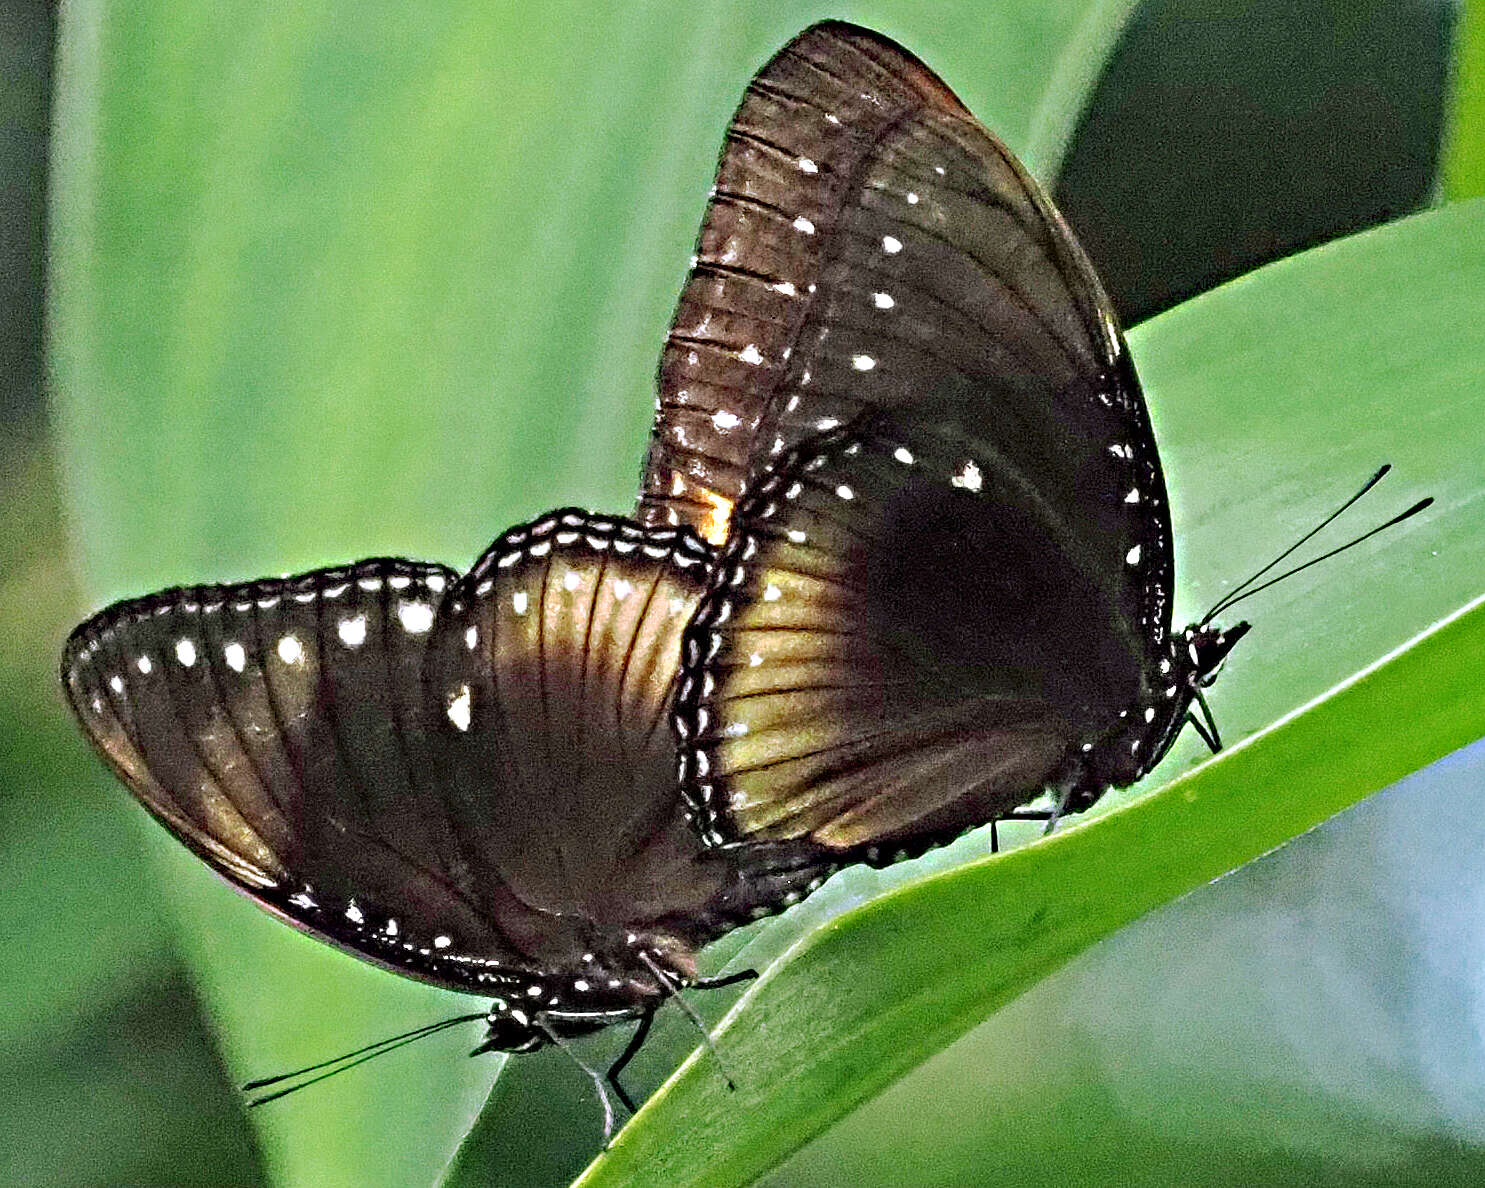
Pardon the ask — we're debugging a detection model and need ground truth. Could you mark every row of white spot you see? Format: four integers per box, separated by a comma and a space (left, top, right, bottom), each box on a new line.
96, 597, 437, 697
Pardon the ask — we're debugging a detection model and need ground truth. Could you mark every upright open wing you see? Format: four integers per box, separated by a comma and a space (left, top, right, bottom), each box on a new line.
637, 19, 1166, 647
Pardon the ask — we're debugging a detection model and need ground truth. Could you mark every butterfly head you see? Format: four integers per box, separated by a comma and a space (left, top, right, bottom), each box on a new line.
471, 999, 549, 1055
1181, 620, 1250, 689
1084, 619, 1250, 792
1133, 618, 1251, 775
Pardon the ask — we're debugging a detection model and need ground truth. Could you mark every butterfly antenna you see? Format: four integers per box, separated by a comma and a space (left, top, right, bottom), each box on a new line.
1201, 465, 1391, 624
636, 952, 738, 1090
243, 1011, 486, 1106
1205, 495, 1432, 622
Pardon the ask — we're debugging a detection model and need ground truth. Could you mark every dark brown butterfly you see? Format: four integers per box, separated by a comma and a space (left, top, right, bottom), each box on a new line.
634, 21, 1245, 855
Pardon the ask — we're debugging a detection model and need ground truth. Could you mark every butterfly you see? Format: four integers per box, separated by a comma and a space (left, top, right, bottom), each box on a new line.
62, 20, 1250, 1128
634, 21, 1245, 852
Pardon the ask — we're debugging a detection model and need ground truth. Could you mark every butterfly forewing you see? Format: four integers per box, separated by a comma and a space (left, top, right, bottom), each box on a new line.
639, 19, 1159, 609
677, 419, 1166, 854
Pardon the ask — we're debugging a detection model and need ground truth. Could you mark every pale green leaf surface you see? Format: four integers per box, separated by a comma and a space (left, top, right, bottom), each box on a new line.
1446, 0, 1485, 200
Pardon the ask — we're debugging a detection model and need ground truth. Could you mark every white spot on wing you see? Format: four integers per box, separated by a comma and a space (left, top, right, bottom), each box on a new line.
739, 343, 765, 366
798, 156, 818, 174
952, 460, 983, 492
835, 484, 855, 501
277, 635, 304, 665
1126, 545, 1142, 565
772, 280, 797, 297
136, 655, 153, 674
175, 639, 197, 667
763, 583, 782, 602
512, 591, 529, 615
109, 675, 124, 694
851, 354, 876, 371
398, 602, 434, 633
872, 291, 895, 309
894, 446, 915, 465
224, 643, 246, 673
562, 571, 581, 592
882, 235, 902, 254
338, 615, 367, 647
792, 216, 816, 234
712, 409, 740, 431
447, 685, 472, 731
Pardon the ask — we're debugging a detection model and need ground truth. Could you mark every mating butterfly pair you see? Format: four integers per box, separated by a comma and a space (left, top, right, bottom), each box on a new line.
62, 21, 1245, 1114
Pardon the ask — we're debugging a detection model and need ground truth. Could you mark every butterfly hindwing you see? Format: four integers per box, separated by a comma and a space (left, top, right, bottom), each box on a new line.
676, 417, 1167, 855
424, 512, 732, 942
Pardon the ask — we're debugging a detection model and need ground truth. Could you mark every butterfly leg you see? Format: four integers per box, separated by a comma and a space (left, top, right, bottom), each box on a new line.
692, 967, 759, 991
604, 1008, 655, 1119
536, 1017, 621, 1143
990, 810, 1056, 853
1041, 779, 1084, 836
1188, 690, 1224, 753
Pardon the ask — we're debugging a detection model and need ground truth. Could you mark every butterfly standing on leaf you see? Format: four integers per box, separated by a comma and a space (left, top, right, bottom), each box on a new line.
635, 21, 1246, 849
63, 20, 1258, 1136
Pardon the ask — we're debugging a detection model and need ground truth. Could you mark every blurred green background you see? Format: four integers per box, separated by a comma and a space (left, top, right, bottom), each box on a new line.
6, 1, 1485, 1185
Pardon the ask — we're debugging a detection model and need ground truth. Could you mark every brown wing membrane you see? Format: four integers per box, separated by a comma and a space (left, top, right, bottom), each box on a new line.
638, 20, 1149, 594
59, 559, 538, 992
676, 420, 1162, 855
424, 512, 728, 947
63, 512, 840, 994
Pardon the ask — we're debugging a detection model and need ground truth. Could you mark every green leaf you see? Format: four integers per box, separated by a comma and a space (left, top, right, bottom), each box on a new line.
1053, 0, 1454, 323
568, 202, 1485, 1188
0, 426, 271, 1186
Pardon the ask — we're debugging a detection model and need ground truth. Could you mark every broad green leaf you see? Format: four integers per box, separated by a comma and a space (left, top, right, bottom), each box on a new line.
569, 202, 1485, 1188
0, 427, 269, 1186
48, 3, 1136, 1185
